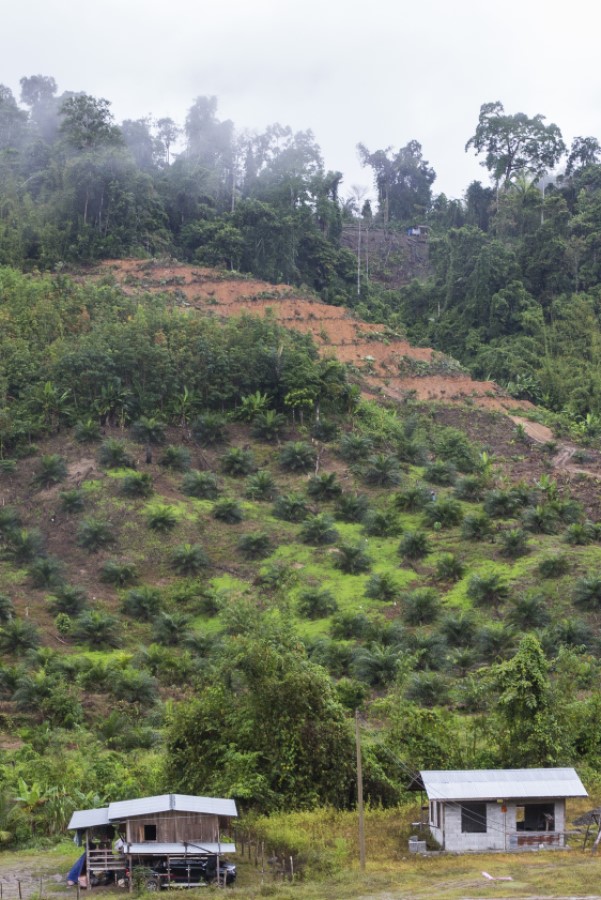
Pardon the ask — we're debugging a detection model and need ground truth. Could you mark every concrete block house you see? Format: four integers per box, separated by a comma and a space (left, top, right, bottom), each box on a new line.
417, 768, 587, 852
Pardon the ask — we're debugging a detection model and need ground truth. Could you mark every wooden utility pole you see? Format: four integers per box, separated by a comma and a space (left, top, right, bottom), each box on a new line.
355, 709, 366, 871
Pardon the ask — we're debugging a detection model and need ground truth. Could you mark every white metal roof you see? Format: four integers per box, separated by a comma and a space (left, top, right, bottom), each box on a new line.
107, 794, 238, 820
68, 807, 110, 830
420, 768, 587, 801
125, 842, 236, 856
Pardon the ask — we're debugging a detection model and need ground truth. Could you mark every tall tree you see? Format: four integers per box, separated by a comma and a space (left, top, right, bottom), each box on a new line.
358, 140, 435, 224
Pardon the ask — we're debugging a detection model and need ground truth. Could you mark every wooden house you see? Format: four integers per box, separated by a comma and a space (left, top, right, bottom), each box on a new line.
68, 793, 237, 881
415, 768, 587, 852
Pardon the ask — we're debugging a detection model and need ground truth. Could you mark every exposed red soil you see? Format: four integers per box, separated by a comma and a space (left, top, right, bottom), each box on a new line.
95, 259, 528, 413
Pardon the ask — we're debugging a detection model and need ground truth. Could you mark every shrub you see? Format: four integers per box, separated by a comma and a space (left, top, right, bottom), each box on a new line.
212, 498, 244, 523
335, 492, 370, 522
498, 527, 530, 558
152, 611, 191, 646
245, 470, 278, 501
393, 484, 432, 512
338, 433, 373, 462
454, 476, 485, 501
424, 460, 457, 486
362, 453, 402, 487
0, 594, 15, 624
146, 504, 179, 532
272, 492, 308, 522
306, 472, 342, 501
573, 576, 601, 610
564, 521, 598, 546
221, 447, 255, 476
28, 555, 64, 589
33, 454, 67, 488
111, 668, 158, 705
251, 410, 287, 442
398, 530, 431, 561
159, 445, 191, 471
256, 561, 297, 593
364, 572, 400, 602
98, 438, 134, 469
537, 555, 570, 578
435, 554, 465, 582
77, 518, 115, 552
299, 513, 338, 545
475, 623, 515, 661
130, 416, 166, 458
74, 418, 101, 442
330, 611, 371, 640
100, 560, 139, 587
433, 427, 480, 473
439, 612, 477, 648
335, 677, 369, 711
311, 419, 338, 442
237, 532, 272, 559
543, 618, 592, 654
170, 543, 209, 575
191, 412, 229, 446
279, 441, 316, 472
405, 671, 450, 707
0, 459, 17, 475
507, 595, 551, 630
362, 508, 401, 537
484, 489, 522, 518
0, 506, 21, 538
0, 618, 41, 653
467, 572, 509, 611
297, 589, 338, 619
48, 585, 88, 616
60, 489, 85, 513
461, 511, 493, 541
120, 472, 154, 498
550, 498, 583, 524
521, 504, 561, 535
333, 542, 372, 574
122, 586, 163, 620
6, 528, 45, 563
181, 470, 220, 500
422, 497, 463, 528
403, 588, 441, 626
73, 611, 120, 648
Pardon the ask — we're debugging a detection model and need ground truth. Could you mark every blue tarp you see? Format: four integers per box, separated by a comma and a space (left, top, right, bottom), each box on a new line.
67, 852, 86, 885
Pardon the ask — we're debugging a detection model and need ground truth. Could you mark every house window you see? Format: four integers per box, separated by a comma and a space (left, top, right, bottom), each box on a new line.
430, 801, 441, 828
461, 802, 487, 833
144, 824, 157, 841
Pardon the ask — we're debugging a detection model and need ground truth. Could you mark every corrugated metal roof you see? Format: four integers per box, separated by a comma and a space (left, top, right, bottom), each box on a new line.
108, 794, 238, 820
420, 768, 587, 801
125, 842, 236, 856
68, 807, 110, 830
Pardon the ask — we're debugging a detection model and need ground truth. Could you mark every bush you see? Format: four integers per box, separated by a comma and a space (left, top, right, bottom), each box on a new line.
361, 453, 402, 487
237, 532, 271, 559
297, 589, 338, 619
120, 472, 154, 498
100, 560, 138, 587
335, 492, 370, 523
299, 513, 338, 545
435, 554, 465, 582
573, 576, 601, 610
212, 498, 244, 523
159, 445, 191, 471
60, 489, 85, 513
461, 512, 493, 541
181, 470, 220, 500
221, 447, 255, 476
48, 585, 88, 616
333, 542, 372, 574
467, 572, 509, 611
33, 454, 67, 488
393, 484, 433, 512
245, 470, 278, 501
272, 493, 308, 523
330, 611, 371, 640
335, 677, 369, 711
338, 433, 373, 462
424, 460, 456, 486
191, 412, 229, 446
122, 586, 163, 620
362, 508, 401, 537
364, 572, 400, 602
398, 530, 431, 561
537, 555, 570, 578
28, 555, 64, 588
306, 472, 342, 501
170, 544, 209, 575
433, 427, 480, 473
403, 588, 441, 626
498, 527, 530, 558
422, 498, 463, 529
98, 438, 135, 469
77, 518, 115, 552
279, 441, 316, 472
146, 504, 179, 532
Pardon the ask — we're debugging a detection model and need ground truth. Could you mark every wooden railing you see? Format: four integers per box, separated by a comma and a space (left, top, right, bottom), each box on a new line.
88, 848, 127, 871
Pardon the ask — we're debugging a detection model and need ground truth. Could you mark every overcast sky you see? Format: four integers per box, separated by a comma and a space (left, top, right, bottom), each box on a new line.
3, 0, 600, 200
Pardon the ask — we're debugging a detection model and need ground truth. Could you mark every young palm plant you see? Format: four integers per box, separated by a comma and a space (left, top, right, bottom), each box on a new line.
334, 541, 372, 574
181, 470, 220, 500
170, 543, 209, 575
299, 513, 339, 545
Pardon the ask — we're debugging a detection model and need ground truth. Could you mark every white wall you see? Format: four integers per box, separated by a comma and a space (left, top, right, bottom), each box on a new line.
429, 800, 564, 852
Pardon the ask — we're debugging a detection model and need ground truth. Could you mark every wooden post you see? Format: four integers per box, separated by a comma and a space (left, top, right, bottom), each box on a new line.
355, 709, 366, 872
18, 882, 22, 900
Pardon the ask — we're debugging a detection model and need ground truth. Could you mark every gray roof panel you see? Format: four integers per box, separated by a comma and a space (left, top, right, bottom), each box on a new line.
68, 807, 110, 830
420, 768, 587, 801
124, 842, 236, 856
108, 794, 237, 820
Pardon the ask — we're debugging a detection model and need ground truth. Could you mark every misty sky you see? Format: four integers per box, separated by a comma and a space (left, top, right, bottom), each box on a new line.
3, 0, 600, 200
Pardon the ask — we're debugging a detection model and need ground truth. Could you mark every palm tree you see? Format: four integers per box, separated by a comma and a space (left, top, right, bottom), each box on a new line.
146, 504, 179, 532
573, 576, 601, 610
467, 572, 509, 613
296, 589, 337, 619
212, 498, 244, 523
181, 470, 220, 500
221, 447, 255, 476
170, 543, 209, 575
272, 493, 308, 523
0, 618, 41, 653
191, 412, 229, 446
403, 589, 441, 626
352, 643, 404, 687
299, 513, 338, 545
334, 541, 372, 574
364, 572, 400, 602
398, 531, 431, 561
279, 441, 316, 473
245, 470, 278, 501
77, 518, 115, 552
236, 532, 272, 559
98, 438, 135, 469
159, 445, 191, 472
122, 586, 163, 620
73, 611, 120, 648
306, 472, 342, 501
251, 410, 287, 443
99, 560, 138, 587
335, 492, 369, 523
362, 453, 402, 487
130, 416, 166, 464
32, 454, 67, 489
120, 472, 154, 498
152, 611, 191, 646
338, 433, 373, 462
47, 585, 88, 616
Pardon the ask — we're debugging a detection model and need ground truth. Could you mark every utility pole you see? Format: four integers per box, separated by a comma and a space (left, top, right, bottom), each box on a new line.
355, 709, 366, 871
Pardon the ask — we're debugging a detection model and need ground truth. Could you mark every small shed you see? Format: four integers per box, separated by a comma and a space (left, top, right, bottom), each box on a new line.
416, 768, 587, 852
68, 793, 237, 880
